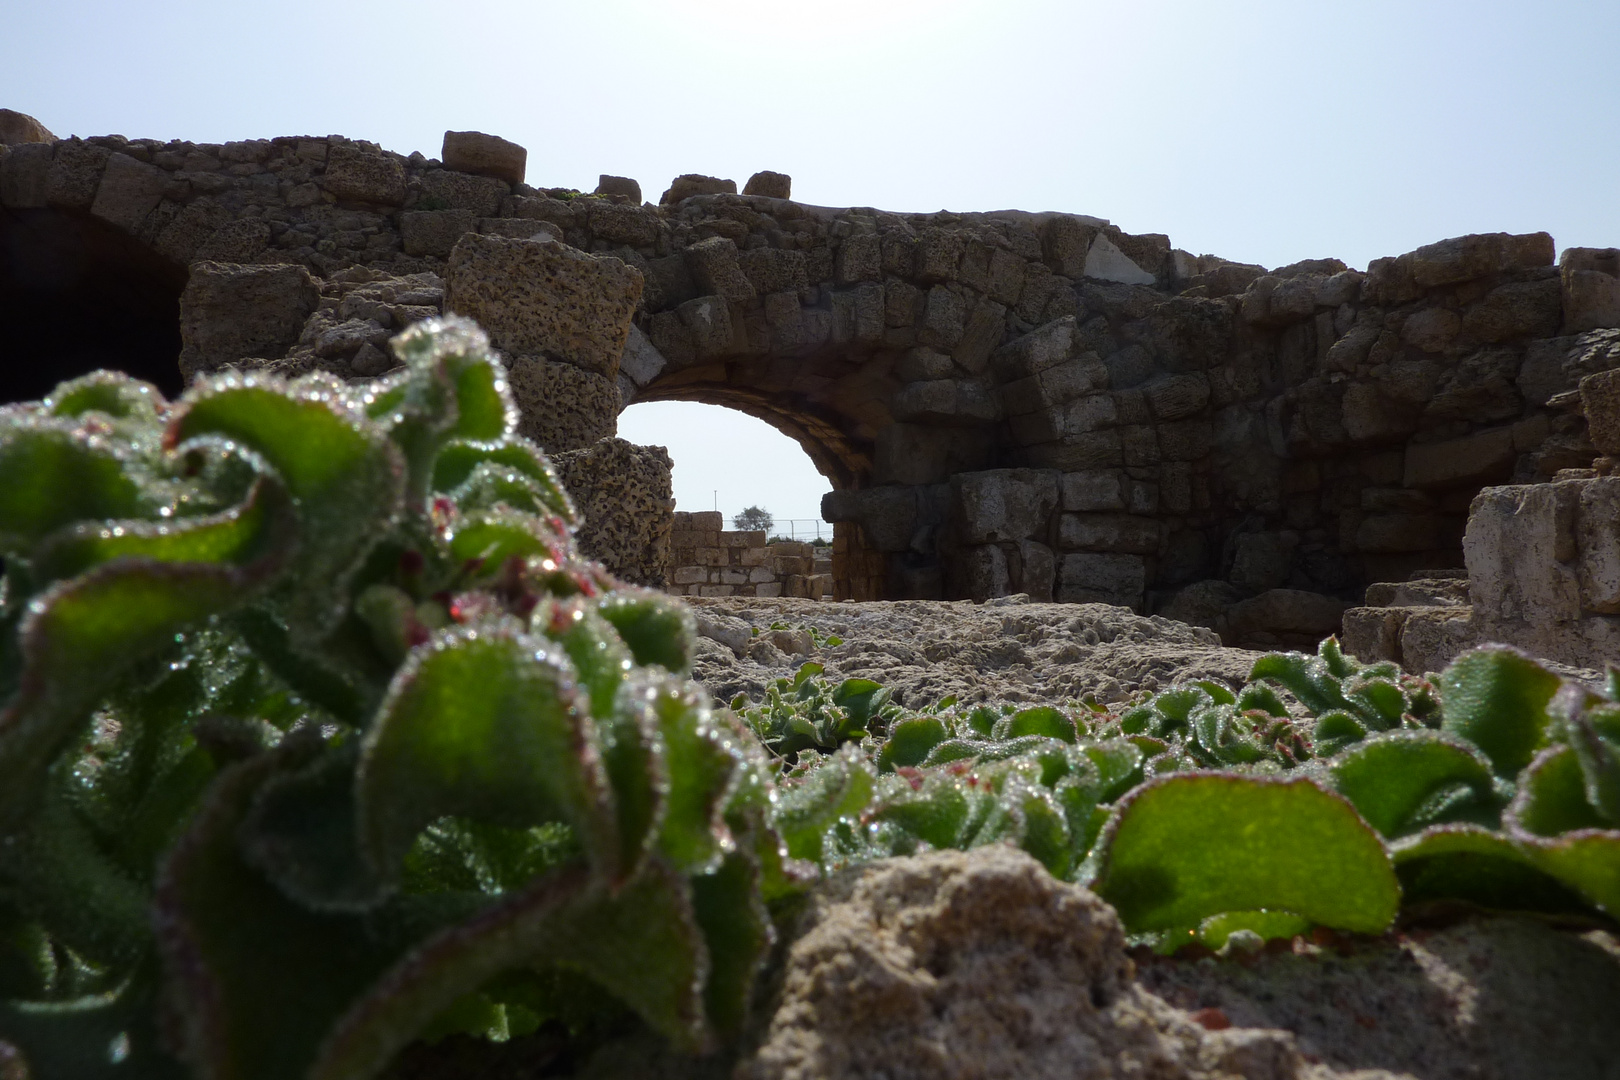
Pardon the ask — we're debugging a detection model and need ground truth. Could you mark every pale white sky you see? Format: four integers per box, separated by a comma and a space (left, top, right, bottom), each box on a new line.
8, 1, 1619, 526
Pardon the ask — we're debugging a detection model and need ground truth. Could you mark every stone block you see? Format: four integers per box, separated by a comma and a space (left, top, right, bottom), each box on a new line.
1143, 373, 1210, 421
873, 423, 993, 485
917, 286, 965, 348
1083, 233, 1155, 285
1341, 606, 1406, 666
953, 298, 1007, 375
952, 469, 1059, 544
88, 152, 165, 232
691, 511, 723, 531
755, 582, 783, 598
595, 174, 642, 202
1577, 477, 1620, 613
441, 130, 526, 185
1040, 215, 1097, 277
587, 200, 661, 247
739, 247, 808, 295
1581, 367, 1620, 457
1401, 308, 1461, 353
958, 544, 1011, 601
0, 108, 54, 145
660, 174, 736, 204
1228, 589, 1347, 638
1230, 532, 1295, 594
1016, 539, 1055, 602
619, 323, 667, 388
893, 378, 1001, 426
178, 261, 320, 380
1462, 279, 1563, 342
990, 316, 1077, 381
477, 216, 562, 242
1061, 470, 1126, 512
1403, 427, 1517, 488
1356, 513, 1449, 553
444, 234, 643, 378
1407, 232, 1554, 288
743, 170, 791, 198
1463, 481, 1580, 622
45, 140, 108, 210
675, 295, 734, 358
552, 437, 673, 587
322, 144, 406, 205
1058, 513, 1159, 555
915, 228, 964, 282
419, 169, 508, 216
401, 209, 475, 257
836, 233, 881, 284
1058, 553, 1144, 608
684, 236, 754, 302
1157, 420, 1213, 462
673, 565, 707, 585
504, 354, 619, 453
1561, 249, 1620, 333
0, 141, 51, 208
1024, 431, 1124, 471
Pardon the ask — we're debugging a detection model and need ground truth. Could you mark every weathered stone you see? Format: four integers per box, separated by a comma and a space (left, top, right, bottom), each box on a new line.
1408, 232, 1555, 288
990, 316, 1077, 381
683, 235, 755, 302
836, 233, 881, 284
1462, 279, 1563, 342
1464, 481, 1580, 622
1401, 307, 1461, 353
1575, 478, 1620, 614
676, 294, 735, 358
739, 247, 808, 295
0, 109, 54, 145
46, 140, 109, 210
595, 174, 641, 202
1084, 232, 1155, 285
742, 170, 791, 198
552, 438, 671, 587
1142, 373, 1209, 421
400, 209, 475, 257
322, 144, 406, 205
893, 379, 1000, 426
1227, 589, 1347, 639
660, 173, 735, 204
1581, 367, 1620, 456
0, 141, 51, 208
1356, 513, 1450, 553
1161, 579, 1242, 636
504, 354, 619, 453
1058, 513, 1159, 555
1061, 470, 1126, 512
444, 234, 643, 378
194, 218, 271, 262
178, 261, 320, 379
952, 469, 1059, 543
1058, 553, 1145, 608
1424, 348, 1522, 423
618, 322, 667, 389
1404, 427, 1517, 488
957, 543, 1011, 600
441, 130, 526, 185
1229, 532, 1295, 594
418, 169, 507, 216
917, 286, 965, 348
822, 486, 919, 553
1016, 539, 1055, 601
88, 152, 166, 232
1040, 215, 1097, 278
1561, 248, 1620, 334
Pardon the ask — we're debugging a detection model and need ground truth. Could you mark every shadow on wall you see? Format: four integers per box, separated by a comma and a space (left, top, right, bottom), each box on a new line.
0, 207, 186, 402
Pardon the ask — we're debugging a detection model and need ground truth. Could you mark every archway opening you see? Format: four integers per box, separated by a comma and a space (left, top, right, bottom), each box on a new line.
0, 207, 187, 403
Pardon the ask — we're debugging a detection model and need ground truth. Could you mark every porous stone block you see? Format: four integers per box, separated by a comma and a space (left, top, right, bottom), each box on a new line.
952, 469, 1059, 544
1581, 367, 1620, 457
587, 200, 661, 247
322, 144, 406, 205
1462, 279, 1563, 342
1058, 553, 1144, 608
1016, 539, 1055, 602
958, 543, 1011, 601
444, 234, 643, 378
1403, 427, 1517, 488
441, 131, 526, 185
1142, 373, 1209, 421
1061, 470, 1126, 512
0, 141, 51, 208
1561, 249, 1620, 334
738, 248, 809, 296
742, 170, 791, 198
178, 261, 320, 380
1229, 532, 1295, 594
660, 174, 735, 204
1464, 481, 1580, 622
400, 209, 475, 257
46, 139, 109, 210
595, 174, 642, 202
1407, 232, 1554, 288
89, 152, 166, 232
1058, 514, 1160, 555
1227, 589, 1347, 639
0, 108, 55, 145
673, 566, 707, 585
552, 437, 672, 587
1576, 477, 1620, 614
504, 354, 619, 453
684, 236, 755, 302
419, 169, 508, 216
990, 316, 1077, 381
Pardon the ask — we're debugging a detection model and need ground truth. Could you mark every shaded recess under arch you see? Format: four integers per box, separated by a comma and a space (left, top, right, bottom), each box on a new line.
0, 207, 186, 403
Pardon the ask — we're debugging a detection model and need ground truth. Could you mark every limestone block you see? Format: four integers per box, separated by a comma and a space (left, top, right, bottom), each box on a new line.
1061, 470, 1126, 512
1143, 373, 1210, 421
1581, 368, 1620, 456
1058, 514, 1159, 555
153, 198, 232, 263
1341, 606, 1406, 666
1156, 420, 1212, 462
1463, 482, 1580, 622
742, 170, 790, 198
322, 144, 406, 205
88, 152, 165, 232
1408, 232, 1554, 288
476, 214, 564, 242
1403, 427, 1517, 488
419, 169, 507, 216
952, 298, 1007, 375
1356, 513, 1449, 553
595, 174, 641, 202
1400, 308, 1461, 353
836, 233, 881, 284
444, 234, 643, 378
822, 487, 919, 552
1227, 589, 1347, 638
504, 354, 618, 453
1083, 233, 1155, 285
195, 219, 271, 263
915, 228, 965, 283
441, 130, 526, 185
0, 108, 54, 145
1398, 607, 1477, 675
1462, 279, 1563, 342
552, 437, 672, 587
619, 323, 667, 388
952, 469, 1060, 544
683, 236, 754, 302
893, 378, 1000, 426
46, 140, 109, 210
1230, 532, 1295, 594
673, 565, 707, 585
873, 423, 993, 485
1560, 248, 1620, 333
739, 247, 809, 295
1058, 553, 1144, 608
1025, 431, 1125, 471
1160, 579, 1241, 636
178, 261, 320, 380
958, 544, 1011, 601
1576, 477, 1620, 613
660, 174, 736, 204
755, 582, 783, 598
990, 316, 1077, 381
1002, 356, 1108, 415
1039, 215, 1096, 277
400, 209, 475, 257
0, 141, 51, 208
676, 295, 735, 358
690, 511, 723, 531
1016, 539, 1055, 602
917, 286, 965, 349
986, 248, 1026, 305
587, 200, 661, 247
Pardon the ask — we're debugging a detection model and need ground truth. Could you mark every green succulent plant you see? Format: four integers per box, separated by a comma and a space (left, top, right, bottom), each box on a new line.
0, 318, 797, 1079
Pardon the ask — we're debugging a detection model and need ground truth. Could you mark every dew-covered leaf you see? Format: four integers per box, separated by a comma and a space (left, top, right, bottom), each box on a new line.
1093, 773, 1399, 934
633, 676, 736, 874
775, 748, 876, 861
45, 371, 164, 422
430, 439, 576, 526
995, 705, 1077, 744
1327, 730, 1500, 838
1439, 647, 1560, 777
875, 715, 949, 771
690, 847, 771, 1040
0, 421, 147, 556
596, 590, 694, 675
1392, 824, 1592, 914
1197, 910, 1311, 949
1509, 745, 1607, 837
1249, 652, 1352, 717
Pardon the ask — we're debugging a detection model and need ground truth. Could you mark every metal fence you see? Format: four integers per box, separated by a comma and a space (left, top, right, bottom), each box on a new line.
752, 518, 831, 544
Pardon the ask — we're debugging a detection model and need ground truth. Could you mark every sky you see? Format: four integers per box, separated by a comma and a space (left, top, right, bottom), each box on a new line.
8, 0, 1620, 527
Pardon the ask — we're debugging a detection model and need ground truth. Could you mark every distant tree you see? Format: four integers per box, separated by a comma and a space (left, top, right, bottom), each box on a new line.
734, 505, 774, 533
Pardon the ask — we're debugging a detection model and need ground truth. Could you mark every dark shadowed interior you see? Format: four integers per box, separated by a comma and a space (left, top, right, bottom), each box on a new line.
0, 207, 186, 403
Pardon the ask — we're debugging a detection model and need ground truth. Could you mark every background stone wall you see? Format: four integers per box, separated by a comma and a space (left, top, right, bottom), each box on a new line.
666, 512, 833, 599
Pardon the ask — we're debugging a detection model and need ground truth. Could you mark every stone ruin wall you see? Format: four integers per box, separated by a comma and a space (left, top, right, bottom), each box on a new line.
666, 511, 834, 599
5, 114, 1620, 646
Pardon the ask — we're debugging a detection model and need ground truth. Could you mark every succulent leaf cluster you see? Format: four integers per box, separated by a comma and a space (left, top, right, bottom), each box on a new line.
0, 319, 791, 1079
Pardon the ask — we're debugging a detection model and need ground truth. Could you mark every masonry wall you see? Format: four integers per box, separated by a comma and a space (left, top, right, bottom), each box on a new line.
665, 512, 833, 598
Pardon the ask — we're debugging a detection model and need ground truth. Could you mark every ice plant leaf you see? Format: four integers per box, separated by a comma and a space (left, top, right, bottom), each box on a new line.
356, 625, 621, 884
1439, 647, 1560, 777
996, 705, 1077, 744
636, 676, 737, 875
1392, 825, 1591, 914
45, 370, 164, 422
430, 438, 576, 526
0, 421, 146, 555
690, 847, 772, 1041
596, 590, 695, 675
1093, 773, 1399, 934
1327, 730, 1501, 838
875, 715, 950, 771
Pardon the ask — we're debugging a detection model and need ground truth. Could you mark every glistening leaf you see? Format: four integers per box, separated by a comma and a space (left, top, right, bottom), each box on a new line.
1327, 730, 1500, 838
1392, 825, 1591, 914
1093, 773, 1399, 934
1439, 647, 1559, 777
0, 421, 146, 556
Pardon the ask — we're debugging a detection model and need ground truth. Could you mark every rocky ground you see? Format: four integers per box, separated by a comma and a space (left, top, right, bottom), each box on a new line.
686, 594, 1260, 708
